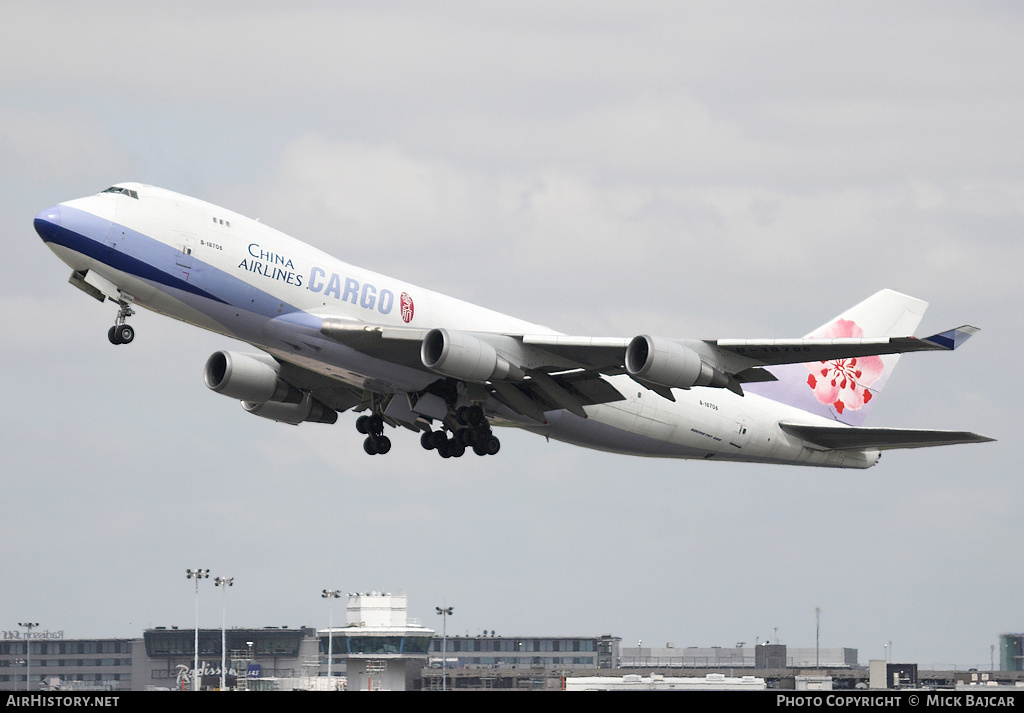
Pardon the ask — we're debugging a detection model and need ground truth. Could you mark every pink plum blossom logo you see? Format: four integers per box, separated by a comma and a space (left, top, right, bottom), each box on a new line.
805, 319, 885, 415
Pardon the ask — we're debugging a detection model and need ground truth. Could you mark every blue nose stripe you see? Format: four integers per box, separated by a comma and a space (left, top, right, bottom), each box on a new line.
34, 205, 62, 241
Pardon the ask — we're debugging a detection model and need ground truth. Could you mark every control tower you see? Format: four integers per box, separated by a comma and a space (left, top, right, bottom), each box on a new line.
320, 592, 434, 691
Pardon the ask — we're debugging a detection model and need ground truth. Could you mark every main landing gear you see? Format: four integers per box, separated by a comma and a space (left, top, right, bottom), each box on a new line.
354, 402, 500, 458
107, 298, 136, 345
420, 405, 500, 458
356, 413, 391, 455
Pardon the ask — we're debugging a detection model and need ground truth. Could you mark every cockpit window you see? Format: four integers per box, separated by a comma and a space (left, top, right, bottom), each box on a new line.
102, 186, 139, 199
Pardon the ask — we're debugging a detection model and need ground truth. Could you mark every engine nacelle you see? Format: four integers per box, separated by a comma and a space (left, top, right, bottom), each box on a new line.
625, 336, 728, 390
204, 351, 303, 404
242, 394, 338, 425
420, 329, 524, 383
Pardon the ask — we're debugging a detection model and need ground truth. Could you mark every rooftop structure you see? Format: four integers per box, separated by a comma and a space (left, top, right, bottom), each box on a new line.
565, 672, 766, 691
319, 592, 434, 691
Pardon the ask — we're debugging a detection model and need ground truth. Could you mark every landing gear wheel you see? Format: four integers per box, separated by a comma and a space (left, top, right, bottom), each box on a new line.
356, 415, 370, 434
471, 428, 491, 447
465, 405, 485, 427
116, 324, 134, 344
421, 431, 436, 450
367, 414, 384, 434
485, 437, 501, 455
108, 326, 120, 345
362, 434, 391, 455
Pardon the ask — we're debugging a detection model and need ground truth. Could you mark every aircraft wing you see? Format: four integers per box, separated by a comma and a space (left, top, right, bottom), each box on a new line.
318, 319, 628, 420
521, 326, 979, 399
274, 357, 364, 413
318, 316, 980, 419
779, 422, 995, 450
319, 318, 430, 370
710, 325, 979, 366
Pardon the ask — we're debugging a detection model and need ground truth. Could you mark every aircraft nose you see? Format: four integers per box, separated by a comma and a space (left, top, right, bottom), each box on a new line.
34, 205, 62, 242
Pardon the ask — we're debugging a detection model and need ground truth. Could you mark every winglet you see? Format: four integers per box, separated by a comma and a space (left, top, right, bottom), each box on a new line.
920, 325, 979, 350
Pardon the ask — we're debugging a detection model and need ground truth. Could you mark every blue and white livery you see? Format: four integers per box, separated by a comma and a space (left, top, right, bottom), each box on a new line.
34, 183, 992, 466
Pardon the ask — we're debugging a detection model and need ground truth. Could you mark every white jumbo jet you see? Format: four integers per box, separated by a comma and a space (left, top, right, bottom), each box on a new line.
34, 183, 992, 467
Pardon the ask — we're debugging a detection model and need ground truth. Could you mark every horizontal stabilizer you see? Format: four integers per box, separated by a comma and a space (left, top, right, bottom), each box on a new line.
780, 422, 995, 451
920, 325, 979, 350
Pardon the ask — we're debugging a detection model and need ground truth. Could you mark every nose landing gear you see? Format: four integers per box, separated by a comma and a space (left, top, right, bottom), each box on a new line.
107, 297, 136, 345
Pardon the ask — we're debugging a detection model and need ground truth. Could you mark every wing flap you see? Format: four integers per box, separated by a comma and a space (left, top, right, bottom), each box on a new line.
780, 422, 995, 451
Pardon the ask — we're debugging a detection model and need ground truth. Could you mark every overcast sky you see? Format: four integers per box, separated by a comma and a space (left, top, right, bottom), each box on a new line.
2, 2, 1020, 669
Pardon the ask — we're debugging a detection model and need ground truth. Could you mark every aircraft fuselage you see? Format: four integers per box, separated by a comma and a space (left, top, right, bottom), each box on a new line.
34, 184, 892, 468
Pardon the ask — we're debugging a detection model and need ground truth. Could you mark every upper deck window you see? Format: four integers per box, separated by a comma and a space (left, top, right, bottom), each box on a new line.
101, 186, 139, 199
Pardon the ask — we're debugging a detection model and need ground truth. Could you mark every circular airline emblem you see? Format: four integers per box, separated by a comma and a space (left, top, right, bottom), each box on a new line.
400, 292, 415, 323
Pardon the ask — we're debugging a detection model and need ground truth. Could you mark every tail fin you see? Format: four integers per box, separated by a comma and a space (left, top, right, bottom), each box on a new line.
745, 290, 928, 425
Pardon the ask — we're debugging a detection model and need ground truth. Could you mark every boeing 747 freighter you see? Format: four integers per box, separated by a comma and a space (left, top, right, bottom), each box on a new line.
34, 183, 992, 467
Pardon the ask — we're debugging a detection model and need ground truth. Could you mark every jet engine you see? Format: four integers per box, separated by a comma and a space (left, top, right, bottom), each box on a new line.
421, 329, 525, 383
242, 394, 338, 425
204, 351, 303, 404
624, 336, 729, 390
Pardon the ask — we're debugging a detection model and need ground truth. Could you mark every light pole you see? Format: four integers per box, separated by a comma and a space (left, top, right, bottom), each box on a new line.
816, 607, 821, 668
215, 576, 233, 690
186, 568, 209, 691
322, 589, 342, 685
18, 623, 38, 691
436, 606, 453, 691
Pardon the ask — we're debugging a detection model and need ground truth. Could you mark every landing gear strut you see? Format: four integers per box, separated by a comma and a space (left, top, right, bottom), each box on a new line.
107, 297, 136, 345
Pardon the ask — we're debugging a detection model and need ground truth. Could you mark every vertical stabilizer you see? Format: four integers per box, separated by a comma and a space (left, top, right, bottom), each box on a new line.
744, 290, 928, 425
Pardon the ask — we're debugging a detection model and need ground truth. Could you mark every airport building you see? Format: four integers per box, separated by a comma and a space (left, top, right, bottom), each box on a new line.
4, 598, 1023, 691
319, 592, 434, 691
0, 637, 135, 691
142, 626, 319, 690
1001, 634, 1024, 671
429, 633, 619, 669
619, 643, 858, 668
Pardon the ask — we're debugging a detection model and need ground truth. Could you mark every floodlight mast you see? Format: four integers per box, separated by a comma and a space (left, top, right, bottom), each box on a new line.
322, 589, 343, 683
436, 606, 453, 691
215, 576, 234, 690
18, 623, 39, 691
186, 568, 209, 691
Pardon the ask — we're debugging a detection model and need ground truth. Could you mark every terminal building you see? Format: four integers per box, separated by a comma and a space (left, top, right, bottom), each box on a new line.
619, 643, 858, 669
3, 597, 1022, 691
